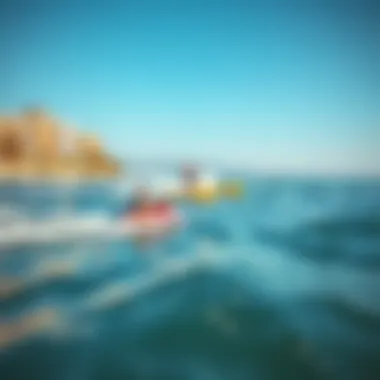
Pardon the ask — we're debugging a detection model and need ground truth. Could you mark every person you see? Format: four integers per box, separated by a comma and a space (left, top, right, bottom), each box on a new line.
122, 187, 179, 247
122, 186, 152, 219
181, 163, 200, 194
153, 196, 173, 216
123, 187, 175, 222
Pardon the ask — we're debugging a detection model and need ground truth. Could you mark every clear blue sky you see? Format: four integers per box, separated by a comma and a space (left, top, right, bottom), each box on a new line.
0, 0, 378, 174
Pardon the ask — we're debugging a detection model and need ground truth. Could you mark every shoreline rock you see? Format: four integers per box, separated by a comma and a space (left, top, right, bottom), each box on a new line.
0, 108, 122, 181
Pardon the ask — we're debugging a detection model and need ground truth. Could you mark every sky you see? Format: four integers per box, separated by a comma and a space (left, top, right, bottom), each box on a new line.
0, 0, 378, 175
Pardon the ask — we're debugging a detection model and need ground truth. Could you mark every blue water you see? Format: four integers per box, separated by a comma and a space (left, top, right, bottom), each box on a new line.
0, 177, 379, 380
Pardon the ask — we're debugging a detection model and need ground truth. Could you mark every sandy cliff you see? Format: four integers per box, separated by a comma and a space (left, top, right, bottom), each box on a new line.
0, 109, 121, 180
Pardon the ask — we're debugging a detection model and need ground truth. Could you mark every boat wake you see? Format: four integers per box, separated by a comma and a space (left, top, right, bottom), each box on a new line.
0, 212, 185, 248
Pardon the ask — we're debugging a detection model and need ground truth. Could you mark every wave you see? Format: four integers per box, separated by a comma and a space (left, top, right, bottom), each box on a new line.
252, 213, 380, 267
1, 178, 379, 380
0, 214, 115, 247
0, 306, 67, 350
0, 212, 185, 248
85, 244, 221, 313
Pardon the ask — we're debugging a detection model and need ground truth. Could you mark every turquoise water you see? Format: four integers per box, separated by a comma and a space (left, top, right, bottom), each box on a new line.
0, 177, 379, 380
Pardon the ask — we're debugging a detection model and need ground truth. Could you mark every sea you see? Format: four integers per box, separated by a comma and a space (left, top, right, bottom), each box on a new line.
0, 174, 379, 380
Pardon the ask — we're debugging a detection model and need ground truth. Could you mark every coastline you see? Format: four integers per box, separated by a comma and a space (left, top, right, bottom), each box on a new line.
0, 174, 122, 186
0, 109, 122, 184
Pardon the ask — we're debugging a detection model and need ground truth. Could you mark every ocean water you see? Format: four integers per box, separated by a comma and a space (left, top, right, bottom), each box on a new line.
0, 177, 379, 380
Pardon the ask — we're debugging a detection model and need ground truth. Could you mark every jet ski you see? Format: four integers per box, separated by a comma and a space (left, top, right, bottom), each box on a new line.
121, 196, 183, 240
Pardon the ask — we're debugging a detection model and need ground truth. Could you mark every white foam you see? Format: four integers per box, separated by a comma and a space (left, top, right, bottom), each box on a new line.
0, 213, 185, 248
220, 244, 380, 317
0, 206, 29, 225
86, 248, 220, 312
0, 255, 85, 300
0, 306, 66, 350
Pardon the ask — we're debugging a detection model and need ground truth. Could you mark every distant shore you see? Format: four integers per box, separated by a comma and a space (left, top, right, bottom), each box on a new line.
0, 173, 122, 186
0, 109, 122, 182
